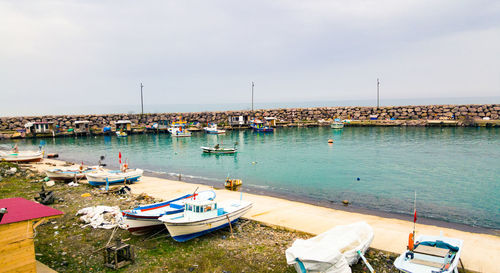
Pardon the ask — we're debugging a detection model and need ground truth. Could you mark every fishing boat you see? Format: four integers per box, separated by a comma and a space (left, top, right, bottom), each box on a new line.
122, 190, 216, 235
0, 150, 43, 162
85, 168, 143, 186
250, 119, 274, 132
286, 222, 374, 273
203, 123, 226, 134
200, 144, 237, 154
159, 199, 252, 242
393, 234, 463, 273
168, 121, 191, 137
116, 131, 128, 137
46, 165, 97, 181
224, 178, 242, 190
330, 122, 344, 129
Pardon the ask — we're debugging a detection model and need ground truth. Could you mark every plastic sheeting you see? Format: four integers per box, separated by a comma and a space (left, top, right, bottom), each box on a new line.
285, 222, 374, 273
76, 206, 126, 229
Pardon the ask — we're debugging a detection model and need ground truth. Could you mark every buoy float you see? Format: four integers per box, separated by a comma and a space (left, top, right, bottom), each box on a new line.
342, 200, 349, 206
328, 139, 334, 143
357, 177, 360, 181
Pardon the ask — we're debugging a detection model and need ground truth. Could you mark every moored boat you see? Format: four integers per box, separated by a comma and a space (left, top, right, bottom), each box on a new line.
159, 199, 252, 242
393, 235, 463, 273
203, 123, 226, 134
0, 150, 43, 162
116, 131, 128, 137
250, 119, 274, 132
122, 190, 216, 235
46, 165, 97, 181
168, 121, 191, 137
330, 122, 344, 129
85, 168, 143, 186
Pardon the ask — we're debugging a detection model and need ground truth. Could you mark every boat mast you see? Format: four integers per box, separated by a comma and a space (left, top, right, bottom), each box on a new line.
251, 81, 254, 112
140, 83, 144, 118
377, 78, 380, 108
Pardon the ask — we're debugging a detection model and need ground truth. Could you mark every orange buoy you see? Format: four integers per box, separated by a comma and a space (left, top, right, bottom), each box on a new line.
408, 232, 414, 251
328, 139, 334, 143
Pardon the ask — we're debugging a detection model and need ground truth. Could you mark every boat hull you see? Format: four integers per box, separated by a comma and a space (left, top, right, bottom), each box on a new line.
163, 202, 252, 242
330, 123, 344, 129
0, 151, 43, 162
85, 169, 143, 186
46, 171, 86, 181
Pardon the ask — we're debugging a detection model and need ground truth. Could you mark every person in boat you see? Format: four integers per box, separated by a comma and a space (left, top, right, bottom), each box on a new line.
214, 144, 220, 150
12, 144, 18, 154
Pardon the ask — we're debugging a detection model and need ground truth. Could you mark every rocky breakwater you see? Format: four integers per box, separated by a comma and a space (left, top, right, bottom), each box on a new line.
0, 104, 499, 132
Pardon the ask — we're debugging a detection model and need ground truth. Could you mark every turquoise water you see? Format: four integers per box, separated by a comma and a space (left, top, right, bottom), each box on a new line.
2, 127, 499, 229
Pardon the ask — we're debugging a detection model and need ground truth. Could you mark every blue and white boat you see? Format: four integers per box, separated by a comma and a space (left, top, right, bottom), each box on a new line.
159, 199, 252, 242
250, 119, 274, 132
85, 168, 143, 186
203, 123, 226, 134
46, 165, 97, 181
122, 190, 216, 235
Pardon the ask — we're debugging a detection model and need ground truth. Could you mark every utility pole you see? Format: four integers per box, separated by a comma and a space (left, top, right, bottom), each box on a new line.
251, 81, 254, 111
376, 78, 380, 108
140, 83, 144, 118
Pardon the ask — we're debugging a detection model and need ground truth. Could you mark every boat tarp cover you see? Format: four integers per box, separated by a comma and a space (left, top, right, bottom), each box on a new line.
285, 221, 374, 273
418, 240, 459, 252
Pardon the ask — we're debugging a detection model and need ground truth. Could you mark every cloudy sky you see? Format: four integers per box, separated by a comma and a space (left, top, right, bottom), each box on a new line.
1, 0, 499, 116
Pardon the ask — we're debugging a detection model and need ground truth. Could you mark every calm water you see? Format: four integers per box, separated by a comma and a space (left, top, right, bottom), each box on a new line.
2, 127, 499, 229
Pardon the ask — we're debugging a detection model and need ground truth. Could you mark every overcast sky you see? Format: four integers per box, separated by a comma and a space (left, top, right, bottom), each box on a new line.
1, 0, 499, 116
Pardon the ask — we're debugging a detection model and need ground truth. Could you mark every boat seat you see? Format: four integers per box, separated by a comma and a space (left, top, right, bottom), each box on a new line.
414, 245, 449, 257
410, 258, 444, 268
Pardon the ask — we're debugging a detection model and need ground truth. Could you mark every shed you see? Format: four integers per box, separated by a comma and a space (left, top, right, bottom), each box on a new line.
0, 198, 63, 273
264, 117, 277, 127
115, 120, 132, 132
74, 120, 90, 133
228, 115, 249, 126
24, 122, 54, 134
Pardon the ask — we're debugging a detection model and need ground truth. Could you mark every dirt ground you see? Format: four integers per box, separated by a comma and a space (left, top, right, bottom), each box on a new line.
1, 162, 406, 273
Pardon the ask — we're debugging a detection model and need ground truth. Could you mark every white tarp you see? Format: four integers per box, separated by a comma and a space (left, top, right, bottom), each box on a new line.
285, 221, 374, 273
76, 206, 126, 229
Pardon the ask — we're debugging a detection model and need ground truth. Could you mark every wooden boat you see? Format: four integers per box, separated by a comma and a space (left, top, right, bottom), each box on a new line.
0, 150, 43, 162
201, 144, 237, 154
225, 178, 242, 190
122, 190, 216, 235
286, 221, 374, 273
116, 131, 128, 137
85, 168, 143, 186
46, 165, 97, 181
330, 122, 344, 129
159, 199, 252, 242
203, 123, 226, 134
393, 235, 463, 273
251, 120, 274, 132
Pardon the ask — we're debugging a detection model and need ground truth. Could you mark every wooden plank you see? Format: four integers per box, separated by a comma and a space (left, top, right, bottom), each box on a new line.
414, 245, 449, 257
1, 262, 36, 273
411, 258, 444, 268
0, 221, 32, 247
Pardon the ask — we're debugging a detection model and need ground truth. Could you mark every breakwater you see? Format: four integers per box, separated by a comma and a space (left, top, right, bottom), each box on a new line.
1, 104, 499, 132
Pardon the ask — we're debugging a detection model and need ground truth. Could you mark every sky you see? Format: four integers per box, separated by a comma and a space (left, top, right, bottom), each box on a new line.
1, 0, 499, 116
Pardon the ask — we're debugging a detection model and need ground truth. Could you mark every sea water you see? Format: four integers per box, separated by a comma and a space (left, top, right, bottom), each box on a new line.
2, 127, 499, 229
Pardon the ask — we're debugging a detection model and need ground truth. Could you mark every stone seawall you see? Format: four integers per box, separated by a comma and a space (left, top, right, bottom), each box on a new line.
1, 104, 499, 131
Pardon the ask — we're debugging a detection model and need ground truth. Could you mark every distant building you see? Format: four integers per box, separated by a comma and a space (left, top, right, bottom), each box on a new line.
264, 117, 277, 127
74, 120, 90, 134
24, 122, 54, 134
115, 120, 132, 132
228, 115, 249, 126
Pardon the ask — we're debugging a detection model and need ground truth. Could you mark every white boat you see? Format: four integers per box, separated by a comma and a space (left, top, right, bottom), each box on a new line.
85, 168, 143, 186
286, 221, 374, 273
200, 144, 237, 154
168, 121, 191, 137
46, 165, 97, 181
122, 190, 216, 235
393, 234, 463, 273
330, 122, 344, 129
0, 150, 43, 162
203, 123, 226, 134
159, 199, 252, 242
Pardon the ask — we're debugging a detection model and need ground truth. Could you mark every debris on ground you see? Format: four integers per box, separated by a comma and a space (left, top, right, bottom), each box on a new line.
76, 206, 126, 229
35, 185, 56, 205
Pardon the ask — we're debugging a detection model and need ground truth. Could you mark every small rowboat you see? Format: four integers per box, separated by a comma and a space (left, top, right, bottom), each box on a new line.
116, 131, 128, 137
393, 235, 463, 273
203, 123, 226, 134
225, 178, 242, 190
330, 122, 344, 129
0, 150, 43, 162
122, 190, 216, 235
46, 166, 97, 181
159, 199, 252, 242
201, 145, 237, 154
85, 168, 143, 186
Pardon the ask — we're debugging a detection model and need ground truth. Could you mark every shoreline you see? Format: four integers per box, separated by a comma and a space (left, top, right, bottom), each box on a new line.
32, 159, 500, 272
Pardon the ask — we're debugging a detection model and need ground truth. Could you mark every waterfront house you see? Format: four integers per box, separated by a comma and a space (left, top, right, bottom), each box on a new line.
115, 120, 132, 132
74, 120, 90, 134
228, 115, 250, 126
0, 197, 63, 272
24, 122, 54, 135
264, 117, 277, 127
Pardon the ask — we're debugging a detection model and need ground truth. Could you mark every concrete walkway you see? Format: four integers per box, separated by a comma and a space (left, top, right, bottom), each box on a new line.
130, 176, 499, 273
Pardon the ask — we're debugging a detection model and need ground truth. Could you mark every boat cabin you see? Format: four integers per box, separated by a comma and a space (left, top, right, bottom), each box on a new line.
74, 120, 90, 133
228, 115, 249, 126
115, 120, 132, 132
264, 117, 277, 127
24, 122, 54, 134
184, 200, 220, 220
158, 120, 169, 130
